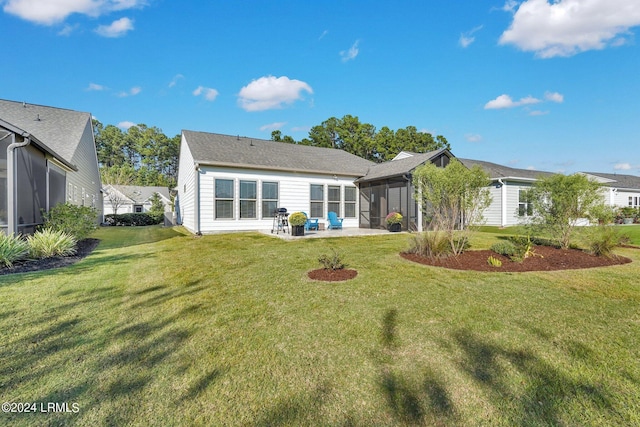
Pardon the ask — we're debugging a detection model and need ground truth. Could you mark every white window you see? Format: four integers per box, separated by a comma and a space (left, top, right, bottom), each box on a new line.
239, 180, 257, 219
261, 182, 278, 218
215, 179, 234, 219
344, 187, 356, 218
518, 189, 533, 217
310, 184, 324, 218
328, 185, 341, 217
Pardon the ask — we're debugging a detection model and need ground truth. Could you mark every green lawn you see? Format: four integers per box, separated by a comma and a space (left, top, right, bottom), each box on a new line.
1, 226, 639, 426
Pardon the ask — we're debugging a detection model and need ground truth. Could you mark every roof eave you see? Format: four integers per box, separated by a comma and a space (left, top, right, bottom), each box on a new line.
194, 160, 366, 178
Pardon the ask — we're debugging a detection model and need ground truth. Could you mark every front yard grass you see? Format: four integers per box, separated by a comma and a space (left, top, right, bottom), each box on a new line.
1, 225, 639, 426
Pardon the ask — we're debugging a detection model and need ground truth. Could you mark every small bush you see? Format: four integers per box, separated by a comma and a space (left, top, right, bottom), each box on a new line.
487, 256, 502, 267
42, 203, 97, 240
504, 235, 543, 263
0, 234, 29, 268
104, 212, 163, 226
27, 229, 77, 259
490, 241, 518, 257
318, 249, 345, 270
288, 212, 307, 227
584, 226, 623, 258
408, 231, 452, 259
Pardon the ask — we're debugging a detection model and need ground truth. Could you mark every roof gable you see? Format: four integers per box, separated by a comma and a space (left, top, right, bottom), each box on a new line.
358, 149, 452, 182
0, 99, 91, 164
182, 130, 374, 176
458, 158, 556, 181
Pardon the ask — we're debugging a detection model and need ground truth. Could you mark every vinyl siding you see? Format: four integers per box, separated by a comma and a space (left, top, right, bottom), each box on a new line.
66, 118, 103, 216
177, 136, 196, 232
483, 184, 502, 226
196, 166, 360, 233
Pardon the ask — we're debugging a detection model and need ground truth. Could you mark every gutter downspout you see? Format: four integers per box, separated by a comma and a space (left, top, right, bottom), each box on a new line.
194, 163, 201, 235
7, 133, 31, 235
497, 179, 507, 227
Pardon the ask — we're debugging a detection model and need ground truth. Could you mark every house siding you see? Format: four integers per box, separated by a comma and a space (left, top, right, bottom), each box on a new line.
177, 136, 196, 232
66, 118, 103, 216
195, 166, 359, 233
483, 184, 502, 226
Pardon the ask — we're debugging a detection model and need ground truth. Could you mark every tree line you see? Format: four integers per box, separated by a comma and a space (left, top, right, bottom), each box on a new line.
94, 115, 451, 188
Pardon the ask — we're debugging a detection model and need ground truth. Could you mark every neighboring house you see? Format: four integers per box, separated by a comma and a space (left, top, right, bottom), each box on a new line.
580, 172, 640, 210
0, 99, 102, 235
103, 185, 172, 216
458, 159, 556, 227
176, 131, 373, 234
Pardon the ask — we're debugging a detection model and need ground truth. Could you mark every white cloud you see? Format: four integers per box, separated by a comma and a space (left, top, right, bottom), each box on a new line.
58, 23, 79, 36
193, 86, 219, 101
614, 163, 632, 170
501, 0, 519, 13
529, 110, 549, 116
2, 0, 147, 25
499, 0, 640, 58
238, 76, 313, 112
168, 74, 184, 88
117, 86, 141, 97
319, 30, 328, 40
95, 17, 134, 37
484, 94, 542, 109
465, 133, 483, 143
459, 25, 483, 48
545, 91, 564, 103
86, 82, 106, 91
117, 121, 135, 130
259, 122, 287, 132
340, 40, 360, 62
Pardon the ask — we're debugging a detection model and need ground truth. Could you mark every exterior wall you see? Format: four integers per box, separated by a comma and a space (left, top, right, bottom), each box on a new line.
481, 181, 535, 227
610, 188, 640, 208
193, 165, 359, 233
482, 183, 503, 226
176, 136, 197, 232
66, 118, 103, 217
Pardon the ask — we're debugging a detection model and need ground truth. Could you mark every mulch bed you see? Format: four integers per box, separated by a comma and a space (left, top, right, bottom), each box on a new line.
308, 268, 358, 281
401, 245, 632, 272
0, 238, 100, 276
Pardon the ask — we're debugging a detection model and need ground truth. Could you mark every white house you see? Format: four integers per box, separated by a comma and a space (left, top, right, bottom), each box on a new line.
580, 172, 640, 210
103, 185, 172, 216
0, 99, 102, 235
176, 131, 374, 234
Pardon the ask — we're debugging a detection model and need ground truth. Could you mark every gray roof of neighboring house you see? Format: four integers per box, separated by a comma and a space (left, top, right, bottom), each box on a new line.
458, 158, 556, 181
183, 130, 375, 176
108, 185, 172, 203
0, 99, 91, 167
357, 149, 451, 182
582, 172, 640, 190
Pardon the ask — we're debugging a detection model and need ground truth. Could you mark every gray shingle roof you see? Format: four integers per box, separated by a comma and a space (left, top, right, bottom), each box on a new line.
357, 149, 450, 182
0, 99, 91, 166
110, 185, 172, 203
458, 158, 556, 181
582, 172, 640, 190
183, 130, 374, 176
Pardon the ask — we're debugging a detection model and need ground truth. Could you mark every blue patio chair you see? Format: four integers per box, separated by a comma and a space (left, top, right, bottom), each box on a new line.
327, 211, 343, 229
303, 212, 319, 231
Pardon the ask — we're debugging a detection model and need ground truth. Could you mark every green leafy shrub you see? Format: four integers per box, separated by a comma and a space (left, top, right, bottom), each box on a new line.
104, 212, 163, 226
0, 234, 29, 268
487, 256, 502, 267
408, 231, 453, 259
318, 249, 345, 270
27, 229, 77, 259
288, 212, 307, 227
583, 226, 623, 258
42, 203, 97, 240
490, 241, 518, 257
507, 235, 543, 263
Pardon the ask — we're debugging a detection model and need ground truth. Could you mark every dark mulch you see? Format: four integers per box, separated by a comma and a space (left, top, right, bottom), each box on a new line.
0, 238, 100, 276
308, 268, 358, 281
401, 245, 632, 272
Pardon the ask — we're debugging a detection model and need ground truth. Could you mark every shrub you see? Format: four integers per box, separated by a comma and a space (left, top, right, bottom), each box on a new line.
508, 235, 543, 263
408, 231, 453, 259
583, 226, 623, 258
104, 212, 163, 226
0, 234, 29, 268
42, 203, 97, 240
487, 256, 502, 267
27, 229, 77, 259
490, 241, 518, 257
318, 249, 345, 270
386, 212, 403, 225
288, 212, 307, 227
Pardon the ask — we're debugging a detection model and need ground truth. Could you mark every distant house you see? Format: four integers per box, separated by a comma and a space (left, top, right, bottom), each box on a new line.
176, 131, 373, 234
0, 99, 102, 235
103, 185, 172, 216
580, 172, 640, 210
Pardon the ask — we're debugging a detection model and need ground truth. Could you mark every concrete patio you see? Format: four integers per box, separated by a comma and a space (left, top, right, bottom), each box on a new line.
261, 227, 399, 240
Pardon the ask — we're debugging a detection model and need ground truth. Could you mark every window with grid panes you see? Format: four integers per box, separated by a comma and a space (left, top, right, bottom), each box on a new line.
215, 179, 234, 219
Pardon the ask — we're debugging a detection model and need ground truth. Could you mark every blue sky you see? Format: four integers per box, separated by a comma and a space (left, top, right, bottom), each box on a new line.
2, 0, 639, 175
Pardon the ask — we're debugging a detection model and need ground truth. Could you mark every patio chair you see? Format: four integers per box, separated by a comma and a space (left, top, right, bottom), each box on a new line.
327, 211, 343, 229
303, 212, 319, 231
